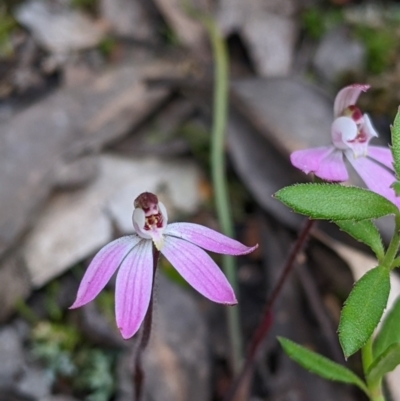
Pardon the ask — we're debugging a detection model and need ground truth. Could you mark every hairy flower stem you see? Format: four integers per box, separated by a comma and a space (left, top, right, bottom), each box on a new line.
133, 248, 160, 401
202, 16, 242, 372
224, 219, 315, 401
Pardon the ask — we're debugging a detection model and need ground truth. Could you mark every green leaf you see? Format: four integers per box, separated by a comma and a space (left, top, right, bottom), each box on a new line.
335, 220, 385, 261
278, 337, 368, 394
339, 266, 390, 358
391, 108, 400, 181
274, 184, 397, 221
391, 181, 400, 197
367, 343, 400, 385
374, 297, 400, 358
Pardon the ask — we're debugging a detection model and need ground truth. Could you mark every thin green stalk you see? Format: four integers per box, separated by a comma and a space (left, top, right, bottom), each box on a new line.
382, 215, 400, 269
361, 336, 374, 373
391, 256, 400, 268
361, 337, 385, 401
203, 17, 242, 373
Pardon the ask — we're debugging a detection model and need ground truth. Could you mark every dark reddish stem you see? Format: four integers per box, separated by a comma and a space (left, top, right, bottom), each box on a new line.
224, 218, 315, 401
133, 248, 160, 401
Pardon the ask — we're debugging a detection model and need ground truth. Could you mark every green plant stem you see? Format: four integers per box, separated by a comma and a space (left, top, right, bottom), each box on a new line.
362, 336, 374, 373
391, 256, 400, 268
382, 215, 400, 269
203, 17, 242, 373
362, 338, 385, 401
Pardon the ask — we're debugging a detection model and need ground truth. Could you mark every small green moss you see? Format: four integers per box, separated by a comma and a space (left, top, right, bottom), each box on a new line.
31, 320, 117, 400
14, 299, 39, 325
354, 25, 397, 75
160, 25, 180, 47
31, 322, 81, 379
74, 349, 115, 401
97, 36, 117, 57
301, 7, 344, 40
302, 8, 326, 40
95, 289, 115, 325
0, 7, 16, 57
45, 281, 63, 322
70, 0, 98, 12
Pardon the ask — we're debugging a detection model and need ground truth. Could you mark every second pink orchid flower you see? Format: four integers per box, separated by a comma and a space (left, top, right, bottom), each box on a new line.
291, 84, 399, 207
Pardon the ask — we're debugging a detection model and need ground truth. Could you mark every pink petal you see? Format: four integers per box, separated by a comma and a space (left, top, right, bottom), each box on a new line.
367, 146, 394, 171
290, 146, 334, 174
161, 236, 237, 305
115, 239, 153, 339
70, 236, 140, 309
345, 151, 399, 207
333, 84, 370, 117
291, 147, 348, 181
164, 223, 257, 255
313, 149, 348, 181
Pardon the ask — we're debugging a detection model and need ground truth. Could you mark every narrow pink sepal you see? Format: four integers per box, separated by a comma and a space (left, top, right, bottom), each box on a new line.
70, 236, 140, 309
290, 147, 333, 174
291, 147, 348, 182
346, 152, 399, 207
367, 146, 394, 171
333, 84, 370, 117
361, 114, 378, 140
161, 236, 237, 305
115, 239, 153, 339
164, 223, 257, 255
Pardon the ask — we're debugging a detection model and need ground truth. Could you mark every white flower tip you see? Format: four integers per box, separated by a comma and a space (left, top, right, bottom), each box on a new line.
241, 243, 259, 255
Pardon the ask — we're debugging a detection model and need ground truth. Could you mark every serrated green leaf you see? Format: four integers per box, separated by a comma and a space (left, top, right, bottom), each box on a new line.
339, 266, 390, 358
278, 337, 368, 394
374, 297, 400, 358
391, 109, 400, 181
274, 184, 397, 221
367, 343, 400, 385
336, 220, 384, 261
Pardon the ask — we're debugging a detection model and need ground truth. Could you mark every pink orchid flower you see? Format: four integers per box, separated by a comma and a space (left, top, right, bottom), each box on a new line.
291, 84, 398, 206
70, 192, 258, 339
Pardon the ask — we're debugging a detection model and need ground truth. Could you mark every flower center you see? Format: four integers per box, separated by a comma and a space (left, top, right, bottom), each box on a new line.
134, 192, 164, 231
347, 130, 368, 144
343, 105, 363, 124
143, 211, 164, 231
342, 106, 368, 147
